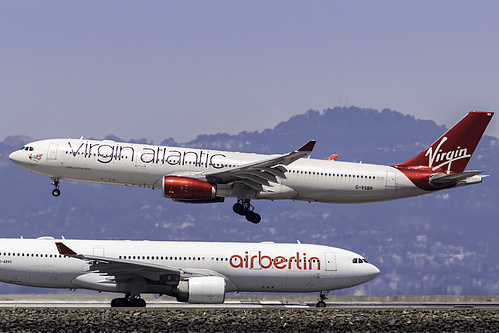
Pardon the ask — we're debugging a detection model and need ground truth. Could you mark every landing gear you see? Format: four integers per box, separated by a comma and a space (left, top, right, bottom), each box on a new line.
233, 199, 261, 224
131, 297, 146, 307
51, 178, 61, 197
111, 294, 146, 307
316, 291, 328, 308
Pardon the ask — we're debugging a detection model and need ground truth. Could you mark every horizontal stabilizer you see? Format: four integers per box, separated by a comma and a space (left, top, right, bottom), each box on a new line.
430, 170, 483, 187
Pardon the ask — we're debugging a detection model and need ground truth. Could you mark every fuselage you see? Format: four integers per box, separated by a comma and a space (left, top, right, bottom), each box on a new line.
9, 138, 431, 203
0, 237, 379, 294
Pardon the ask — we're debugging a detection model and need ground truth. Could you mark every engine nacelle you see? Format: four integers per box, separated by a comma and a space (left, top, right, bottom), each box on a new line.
163, 176, 223, 203
176, 276, 226, 304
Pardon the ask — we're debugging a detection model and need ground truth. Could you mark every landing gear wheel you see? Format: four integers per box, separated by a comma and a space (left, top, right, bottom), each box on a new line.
232, 203, 247, 215
111, 298, 119, 307
246, 211, 261, 224
316, 290, 328, 308
131, 298, 146, 307
51, 178, 60, 197
234, 199, 261, 223
113, 297, 130, 307
316, 300, 326, 308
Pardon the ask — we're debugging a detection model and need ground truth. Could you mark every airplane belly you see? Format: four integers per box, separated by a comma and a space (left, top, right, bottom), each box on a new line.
0, 265, 29, 285
227, 270, 329, 293
227, 270, 288, 292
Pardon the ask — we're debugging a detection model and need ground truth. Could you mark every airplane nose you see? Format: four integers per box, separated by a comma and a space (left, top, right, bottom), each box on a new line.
9, 151, 20, 163
360, 263, 380, 282
370, 264, 381, 278
9, 150, 25, 166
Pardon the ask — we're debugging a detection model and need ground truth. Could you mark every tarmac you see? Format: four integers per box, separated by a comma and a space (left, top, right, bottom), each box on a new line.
0, 295, 497, 332
0, 293, 497, 308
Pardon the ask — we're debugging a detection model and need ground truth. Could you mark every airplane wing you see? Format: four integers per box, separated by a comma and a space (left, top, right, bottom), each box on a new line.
202, 140, 316, 191
429, 170, 484, 187
55, 242, 225, 284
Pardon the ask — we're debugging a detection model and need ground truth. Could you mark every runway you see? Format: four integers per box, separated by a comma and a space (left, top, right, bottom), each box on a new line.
0, 294, 497, 309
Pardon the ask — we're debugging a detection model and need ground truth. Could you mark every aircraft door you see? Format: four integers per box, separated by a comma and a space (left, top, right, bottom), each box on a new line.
47, 143, 59, 160
385, 171, 397, 187
93, 248, 104, 256
324, 252, 337, 271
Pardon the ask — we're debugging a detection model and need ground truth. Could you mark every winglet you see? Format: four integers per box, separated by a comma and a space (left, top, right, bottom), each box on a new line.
55, 242, 77, 255
298, 140, 316, 152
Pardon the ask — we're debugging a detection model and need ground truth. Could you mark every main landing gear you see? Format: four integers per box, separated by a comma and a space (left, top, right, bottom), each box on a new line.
111, 294, 146, 307
316, 291, 328, 308
51, 177, 61, 197
233, 199, 261, 224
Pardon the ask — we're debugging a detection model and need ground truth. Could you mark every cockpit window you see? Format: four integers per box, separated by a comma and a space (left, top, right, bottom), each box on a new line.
352, 257, 368, 264
21, 146, 34, 151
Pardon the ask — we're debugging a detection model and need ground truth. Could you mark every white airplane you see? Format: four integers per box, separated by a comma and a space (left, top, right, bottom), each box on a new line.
9, 111, 493, 224
0, 237, 379, 308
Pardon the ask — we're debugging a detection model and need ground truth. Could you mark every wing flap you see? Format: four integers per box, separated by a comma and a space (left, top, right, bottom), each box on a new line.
235, 173, 270, 187
246, 170, 278, 183
236, 179, 264, 191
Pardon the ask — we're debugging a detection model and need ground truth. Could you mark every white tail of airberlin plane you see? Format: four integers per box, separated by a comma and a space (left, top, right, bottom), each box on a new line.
9, 111, 494, 224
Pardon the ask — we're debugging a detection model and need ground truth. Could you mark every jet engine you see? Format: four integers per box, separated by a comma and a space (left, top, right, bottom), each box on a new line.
175, 276, 226, 304
162, 176, 224, 203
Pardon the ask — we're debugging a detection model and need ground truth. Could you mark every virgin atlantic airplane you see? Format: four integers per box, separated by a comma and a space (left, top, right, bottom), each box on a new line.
0, 237, 379, 308
9, 111, 493, 223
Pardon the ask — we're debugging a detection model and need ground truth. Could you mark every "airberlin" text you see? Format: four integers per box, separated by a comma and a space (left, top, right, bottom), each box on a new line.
229, 251, 321, 270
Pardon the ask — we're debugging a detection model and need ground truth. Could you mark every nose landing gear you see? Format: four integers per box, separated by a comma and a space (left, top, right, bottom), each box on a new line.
316, 291, 328, 308
233, 199, 261, 224
51, 178, 61, 197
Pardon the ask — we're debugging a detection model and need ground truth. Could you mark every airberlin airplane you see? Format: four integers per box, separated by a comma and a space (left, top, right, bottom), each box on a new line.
9, 111, 493, 223
0, 237, 379, 307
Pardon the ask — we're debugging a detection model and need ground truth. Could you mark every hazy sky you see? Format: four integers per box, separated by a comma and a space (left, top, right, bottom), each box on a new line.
2, 1, 498, 144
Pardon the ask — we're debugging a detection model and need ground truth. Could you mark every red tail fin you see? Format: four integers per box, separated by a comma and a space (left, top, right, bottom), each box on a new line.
393, 111, 493, 173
